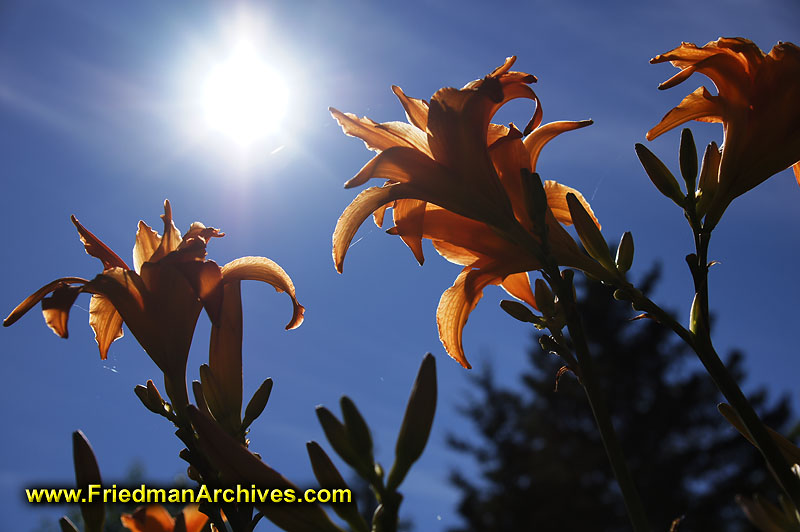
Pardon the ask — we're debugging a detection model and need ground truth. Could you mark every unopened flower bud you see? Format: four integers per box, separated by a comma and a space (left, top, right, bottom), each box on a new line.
566, 194, 615, 271
615, 232, 634, 274
534, 279, 556, 317
635, 143, 685, 206
679, 128, 698, 193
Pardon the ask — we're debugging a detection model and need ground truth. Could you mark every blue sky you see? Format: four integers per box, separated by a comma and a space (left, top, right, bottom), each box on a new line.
1, 1, 799, 530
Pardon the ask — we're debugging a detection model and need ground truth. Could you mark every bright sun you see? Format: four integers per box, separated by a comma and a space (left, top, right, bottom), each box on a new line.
201, 42, 288, 147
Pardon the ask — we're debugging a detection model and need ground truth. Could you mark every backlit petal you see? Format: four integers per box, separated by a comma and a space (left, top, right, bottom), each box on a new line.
544, 180, 600, 229
174, 260, 225, 326
221, 256, 305, 330
391, 85, 429, 131
647, 86, 723, 140
71, 216, 129, 270
83, 268, 166, 371
330, 108, 430, 155
334, 183, 406, 272
500, 272, 537, 309
41, 284, 81, 338
150, 200, 182, 263
180, 506, 209, 532
392, 199, 427, 265
120, 505, 174, 532
89, 294, 124, 360
523, 120, 593, 171
4, 277, 88, 328
422, 206, 518, 262
133, 221, 160, 274
345, 145, 446, 188
437, 268, 501, 368
490, 132, 532, 228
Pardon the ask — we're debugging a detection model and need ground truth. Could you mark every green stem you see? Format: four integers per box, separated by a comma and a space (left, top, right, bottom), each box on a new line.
688, 224, 800, 508
623, 280, 800, 509
550, 269, 652, 532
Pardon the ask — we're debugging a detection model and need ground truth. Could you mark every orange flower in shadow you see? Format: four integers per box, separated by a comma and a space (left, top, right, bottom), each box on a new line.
647, 37, 800, 227
121, 504, 208, 532
4, 201, 304, 409
332, 57, 603, 368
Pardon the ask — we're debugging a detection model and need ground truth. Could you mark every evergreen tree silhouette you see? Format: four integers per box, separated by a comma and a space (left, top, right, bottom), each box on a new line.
448, 266, 791, 532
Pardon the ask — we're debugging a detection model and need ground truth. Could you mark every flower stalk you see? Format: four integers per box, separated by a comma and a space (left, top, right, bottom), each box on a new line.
550, 269, 652, 532
525, 173, 651, 531
616, 260, 800, 510
629, 129, 800, 509
685, 218, 800, 509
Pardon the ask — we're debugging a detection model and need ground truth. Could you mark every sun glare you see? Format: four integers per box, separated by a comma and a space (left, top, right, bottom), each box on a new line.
201, 42, 288, 146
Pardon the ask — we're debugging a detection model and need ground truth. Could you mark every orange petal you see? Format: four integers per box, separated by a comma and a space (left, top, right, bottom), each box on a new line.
372, 202, 391, 227
651, 41, 723, 66
333, 183, 406, 272
89, 294, 124, 360
544, 180, 601, 229
431, 239, 482, 267
391, 85, 429, 131
133, 221, 161, 274
4, 277, 88, 328
660, 53, 751, 107
647, 86, 723, 141
41, 284, 81, 338
174, 260, 225, 326
345, 145, 446, 188
330, 107, 430, 155
83, 268, 173, 372
120, 505, 174, 532
523, 120, 593, 171
500, 272, 537, 309
392, 198, 427, 265
422, 206, 516, 264
71, 215, 129, 270
180, 222, 224, 248
489, 132, 532, 228
221, 256, 305, 330
436, 268, 502, 369
180, 505, 209, 532
793, 161, 800, 187
150, 200, 182, 263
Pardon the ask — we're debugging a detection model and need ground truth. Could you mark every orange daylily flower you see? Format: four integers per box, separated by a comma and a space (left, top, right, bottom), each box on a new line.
121, 504, 208, 532
4, 201, 304, 409
332, 57, 604, 368
647, 37, 800, 228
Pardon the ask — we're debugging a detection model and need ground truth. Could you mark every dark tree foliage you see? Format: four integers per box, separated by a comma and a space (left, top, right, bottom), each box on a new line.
448, 267, 792, 532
